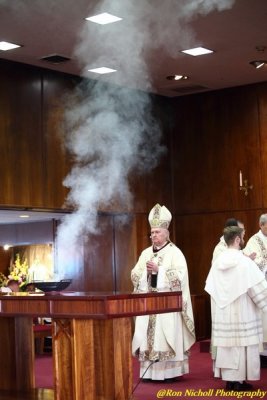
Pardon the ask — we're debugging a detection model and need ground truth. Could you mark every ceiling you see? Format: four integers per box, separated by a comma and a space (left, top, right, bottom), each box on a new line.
0, 209, 69, 225
0, 0, 267, 98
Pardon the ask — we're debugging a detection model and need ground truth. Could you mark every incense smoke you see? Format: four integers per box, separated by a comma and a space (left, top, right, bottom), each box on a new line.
56, 0, 236, 247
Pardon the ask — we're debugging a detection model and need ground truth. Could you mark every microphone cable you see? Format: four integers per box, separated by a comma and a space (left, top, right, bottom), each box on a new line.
128, 359, 159, 400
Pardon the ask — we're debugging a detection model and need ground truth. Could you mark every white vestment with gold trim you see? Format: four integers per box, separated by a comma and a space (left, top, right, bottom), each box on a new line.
131, 242, 195, 380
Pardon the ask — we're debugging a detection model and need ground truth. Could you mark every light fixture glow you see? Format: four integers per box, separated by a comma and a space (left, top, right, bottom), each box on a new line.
0, 41, 21, 51
166, 75, 188, 81
86, 12, 122, 25
249, 60, 267, 69
88, 67, 117, 74
181, 46, 213, 56
3, 244, 10, 250
19, 214, 29, 219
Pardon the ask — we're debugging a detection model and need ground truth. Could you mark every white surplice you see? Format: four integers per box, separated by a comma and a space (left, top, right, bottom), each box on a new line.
244, 230, 267, 345
205, 248, 267, 381
212, 236, 227, 264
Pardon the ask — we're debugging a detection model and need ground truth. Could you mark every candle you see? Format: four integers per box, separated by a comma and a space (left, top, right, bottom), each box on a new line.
239, 170, 243, 187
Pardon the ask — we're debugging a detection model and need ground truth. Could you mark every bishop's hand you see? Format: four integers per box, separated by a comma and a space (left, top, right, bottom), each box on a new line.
146, 260, 158, 275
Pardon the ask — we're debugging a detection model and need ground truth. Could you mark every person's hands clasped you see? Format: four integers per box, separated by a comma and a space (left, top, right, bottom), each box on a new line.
146, 260, 158, 275
249, 252, 257, 261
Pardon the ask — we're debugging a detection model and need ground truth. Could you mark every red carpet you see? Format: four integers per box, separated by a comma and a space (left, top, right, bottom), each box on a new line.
35, 343, 267, 399
35, 355, 53, 389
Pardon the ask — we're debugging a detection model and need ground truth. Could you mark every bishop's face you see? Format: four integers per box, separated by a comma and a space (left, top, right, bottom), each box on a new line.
150, 228, 168, 248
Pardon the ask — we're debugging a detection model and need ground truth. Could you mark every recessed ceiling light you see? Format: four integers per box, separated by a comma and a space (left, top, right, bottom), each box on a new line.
0, 41, 21, 51
181, 47, 214, 56
19, 214, 29, 219
86, 12, 122, 25
166, 75, 188, 81
88, 67, 117, 74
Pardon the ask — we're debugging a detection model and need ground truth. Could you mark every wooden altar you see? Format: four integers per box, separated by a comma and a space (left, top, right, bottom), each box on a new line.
0, 291, 182, 400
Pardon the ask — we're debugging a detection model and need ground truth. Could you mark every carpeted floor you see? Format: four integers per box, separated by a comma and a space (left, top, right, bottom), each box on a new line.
35, 342, 267, 400
35, 355, 53, 389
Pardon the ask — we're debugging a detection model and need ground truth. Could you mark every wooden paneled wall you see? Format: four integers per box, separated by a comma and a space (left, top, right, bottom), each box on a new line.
1, 59, 267, 339
170, 85, 267, 295
0, 60, 73, 208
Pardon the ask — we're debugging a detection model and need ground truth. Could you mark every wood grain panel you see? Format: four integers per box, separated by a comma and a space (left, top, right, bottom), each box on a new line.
53, 319, 73, 400
114, 214, 136, 292
88, 94, 172, 214
174, 214, 218, 295
83, 214, 114, 292
15, 317, 35, 389
191, 294, 211, 341
72, 319, 97, 400
1, 298, 51, 316
51, 298, 106, 317
171, 85, 261, 214
0, 60, 44, 207
145, 97, 173, 214
0, 291, 182, 318
42, 71, 75, 209
0, 318, 16, 390
54, 318, 132, 400
134, 213, 151, 257
129, 95, 173, 214
257, 82, 267, 208
113, 318, 132, 400
0, 317, 34, 390
93, 319, 115, 399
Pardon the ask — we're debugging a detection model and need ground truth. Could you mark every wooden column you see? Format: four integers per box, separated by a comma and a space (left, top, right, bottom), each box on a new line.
0, 317, 34, 390
53, 318, 132, 400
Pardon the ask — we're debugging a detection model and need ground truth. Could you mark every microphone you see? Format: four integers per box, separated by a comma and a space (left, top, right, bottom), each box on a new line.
151, 274, 158, 288
150, 254, 158, 288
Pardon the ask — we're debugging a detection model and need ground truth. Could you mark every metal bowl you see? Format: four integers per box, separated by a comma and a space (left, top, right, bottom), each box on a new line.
33, 279, 72, 292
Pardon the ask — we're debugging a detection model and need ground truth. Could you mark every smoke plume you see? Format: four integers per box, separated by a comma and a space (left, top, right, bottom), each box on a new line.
55, 0, 236, 247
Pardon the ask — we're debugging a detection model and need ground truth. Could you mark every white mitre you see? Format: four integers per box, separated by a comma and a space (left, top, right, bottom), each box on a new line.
148, 203, 172, 229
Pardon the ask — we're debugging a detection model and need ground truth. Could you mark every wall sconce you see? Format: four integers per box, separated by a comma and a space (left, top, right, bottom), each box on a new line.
239, 171, 253, 196
249, 60, 267, 69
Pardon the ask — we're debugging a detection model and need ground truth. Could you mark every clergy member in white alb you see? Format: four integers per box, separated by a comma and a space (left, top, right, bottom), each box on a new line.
131, 203, 195, 381
243, 214, 267, 359
205, 225, 267, 391
212, 218, 245, 264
